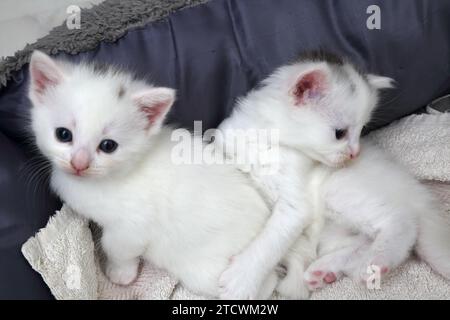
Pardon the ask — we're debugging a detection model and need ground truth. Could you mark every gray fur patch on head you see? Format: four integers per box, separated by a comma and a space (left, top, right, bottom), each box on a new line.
118, 85, 126, 98
349, 82, 356, 93
298, 50, 369, 96
327, 63, 357, 96
297, 49, 344, 66
297, 49, 369, 89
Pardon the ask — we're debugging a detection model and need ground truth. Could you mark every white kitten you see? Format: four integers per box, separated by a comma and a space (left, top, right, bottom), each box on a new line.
28, 51, 292, 299
217, 51, 450, 298
304, 142, 450, 289
216, 52, 388, 299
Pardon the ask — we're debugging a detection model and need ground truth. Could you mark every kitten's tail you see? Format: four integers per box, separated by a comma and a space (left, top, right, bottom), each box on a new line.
415, 206, 450, 279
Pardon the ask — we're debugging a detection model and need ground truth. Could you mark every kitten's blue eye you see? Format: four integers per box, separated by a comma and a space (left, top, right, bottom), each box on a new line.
55, 127, 72, 143
99, 139, 118, 153
335, 128, 347, 140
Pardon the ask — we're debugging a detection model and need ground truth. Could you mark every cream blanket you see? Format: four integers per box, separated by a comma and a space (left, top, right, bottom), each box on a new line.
22, 112, 450, 300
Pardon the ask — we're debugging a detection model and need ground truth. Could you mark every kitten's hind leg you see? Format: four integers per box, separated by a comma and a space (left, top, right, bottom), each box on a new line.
322, 170, 418, 285
304, 231, 369, 291
346, 217, 417, 284
304, 247, 349, 290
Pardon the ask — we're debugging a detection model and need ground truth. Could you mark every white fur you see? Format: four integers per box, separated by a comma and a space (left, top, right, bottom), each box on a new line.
216, 57, 383, 298
29, 51, 449, 300
305, 143, 421, 288
50, 131, 275, 296
28, 51, 289, 298
217, 55, 449, 297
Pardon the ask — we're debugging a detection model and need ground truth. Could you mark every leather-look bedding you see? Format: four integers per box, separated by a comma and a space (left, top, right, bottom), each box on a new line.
1, 0, 450, 299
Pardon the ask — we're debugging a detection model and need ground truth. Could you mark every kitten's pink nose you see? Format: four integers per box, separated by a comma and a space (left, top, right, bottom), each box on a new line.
71, 148, 91, 174
349, 145, 361, 159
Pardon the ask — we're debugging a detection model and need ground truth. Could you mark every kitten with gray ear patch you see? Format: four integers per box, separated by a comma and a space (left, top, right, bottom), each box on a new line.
216, 51, 393, 299
217, 51, 449, 298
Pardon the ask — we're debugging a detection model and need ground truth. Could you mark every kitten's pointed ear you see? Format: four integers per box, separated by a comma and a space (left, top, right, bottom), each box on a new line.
367, 74, 395, 90
29, 51, 65, 103
132, 87, 175, 130
291, 69, 327, 105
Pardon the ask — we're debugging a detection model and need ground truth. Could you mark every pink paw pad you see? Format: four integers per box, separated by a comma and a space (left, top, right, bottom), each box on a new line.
313, 270, 323, 276
324, 272, 337, 284
381, 266, 389, 274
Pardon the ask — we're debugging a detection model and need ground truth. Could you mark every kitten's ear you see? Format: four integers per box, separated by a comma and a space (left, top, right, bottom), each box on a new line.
291, 69, 327, 105
132, 87, 175, 130
29, 51, 65, 103
367, 74, 395, 90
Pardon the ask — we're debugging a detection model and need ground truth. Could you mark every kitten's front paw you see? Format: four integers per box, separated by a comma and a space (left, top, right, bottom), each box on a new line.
219, 255, 261, 300
106, 260, 139, 286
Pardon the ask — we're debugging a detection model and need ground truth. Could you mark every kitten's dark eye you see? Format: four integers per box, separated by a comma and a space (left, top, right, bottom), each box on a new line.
335, 128, 348, 140
99, 139, 118, 153
55, 127, 72, 143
